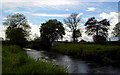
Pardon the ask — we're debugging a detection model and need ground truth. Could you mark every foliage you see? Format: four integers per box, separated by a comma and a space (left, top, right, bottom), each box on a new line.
27, 38, 50, 50
64, 13, 82, 42
85, 17, 110, 43
51, 44, 120, 65
72, 29, 81, 42
5, 27, 27, 46
40, 19, 65, 43
93, 35, 106, 43
3, 13, 31, 47
113, 22, 120, 41
2, 45, 67, 74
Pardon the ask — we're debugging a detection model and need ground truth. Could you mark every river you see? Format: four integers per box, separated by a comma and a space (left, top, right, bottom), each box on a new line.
25, 49, 120, 73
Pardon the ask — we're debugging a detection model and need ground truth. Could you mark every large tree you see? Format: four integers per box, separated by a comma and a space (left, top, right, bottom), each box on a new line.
85, 17, 110, 42
64, 13, 82, 42
113, 22, 120, 41
40, 19, 65, 44
3, 13, 31, 46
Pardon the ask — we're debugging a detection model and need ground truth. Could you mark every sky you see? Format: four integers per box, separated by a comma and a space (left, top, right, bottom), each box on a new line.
0, 0, 119, 41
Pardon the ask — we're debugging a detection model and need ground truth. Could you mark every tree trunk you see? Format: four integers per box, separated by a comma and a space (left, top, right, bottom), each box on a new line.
73, 37, 76, 42
96, 25, 99, 42
73, 30, 76, 42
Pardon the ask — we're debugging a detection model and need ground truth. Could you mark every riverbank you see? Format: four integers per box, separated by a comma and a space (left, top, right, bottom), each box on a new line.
51, 44, 120, 66
2, 45, 67, 74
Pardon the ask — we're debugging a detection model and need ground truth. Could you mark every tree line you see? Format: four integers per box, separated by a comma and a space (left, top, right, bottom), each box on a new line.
3, 13, 120, 48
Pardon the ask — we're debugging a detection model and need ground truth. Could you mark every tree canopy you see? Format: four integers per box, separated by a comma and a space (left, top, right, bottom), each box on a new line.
85, 17, 110, 42
113, 22, 120, 41
64, 13, 82, 42
3, 13, 31, 46
40, 19, 65, 43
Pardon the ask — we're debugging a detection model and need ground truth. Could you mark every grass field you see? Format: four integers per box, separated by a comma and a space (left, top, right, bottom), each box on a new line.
51, 44, 120, 66
2, 45, 67, 74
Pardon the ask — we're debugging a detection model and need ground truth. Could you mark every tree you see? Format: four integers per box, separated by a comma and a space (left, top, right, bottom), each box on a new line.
64, 13, 82, 42
3, 13, 31, 46
85, 17, 110, 43
40, 19, 65, 45
113, 22, 120, 41
72, 29, 81, 42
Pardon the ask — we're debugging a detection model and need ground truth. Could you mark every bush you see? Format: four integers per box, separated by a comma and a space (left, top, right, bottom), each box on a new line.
27, 39, 52, 50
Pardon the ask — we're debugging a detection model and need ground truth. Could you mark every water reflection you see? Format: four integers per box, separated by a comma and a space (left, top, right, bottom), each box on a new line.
26, 49, 120, 73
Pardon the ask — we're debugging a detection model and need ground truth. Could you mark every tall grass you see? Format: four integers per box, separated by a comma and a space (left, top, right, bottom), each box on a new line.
2, 45, 67, 74
0, 45, 2, 74
51, 44, 120, 66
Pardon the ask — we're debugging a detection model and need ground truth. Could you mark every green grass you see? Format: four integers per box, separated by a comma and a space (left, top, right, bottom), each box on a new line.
51, 44, 120, 65
2, 45, 67, 74
0, 45, 2, 74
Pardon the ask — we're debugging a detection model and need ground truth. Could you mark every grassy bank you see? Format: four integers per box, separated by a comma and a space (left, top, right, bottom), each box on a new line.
2, 45, 67, 74
51, 44, 120, 66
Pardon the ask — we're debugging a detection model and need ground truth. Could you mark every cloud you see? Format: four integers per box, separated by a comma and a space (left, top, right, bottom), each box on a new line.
0, 25, 7, 39
32, 13, 70, 17
2, 0, 119, 3
78, 23, 93, 42
99, 12, 118, 39
28, 22, 40, 40
86, 7, 97, 11
61, 26, 72, 41
81, 26, 93, 42
4, 10, 70, 18
2, 0, 76, 5
4, 10, 31, 14
65, 9, 69, 11
99, 12, 118, 28
1, 0, 119, 10
1, 0, 79, 9
76, 13, 84, 18
82, 17, 88, 20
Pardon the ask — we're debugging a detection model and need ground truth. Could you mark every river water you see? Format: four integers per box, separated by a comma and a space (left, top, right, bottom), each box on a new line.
25, 49, 120, 73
